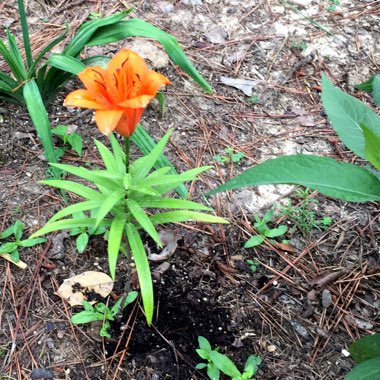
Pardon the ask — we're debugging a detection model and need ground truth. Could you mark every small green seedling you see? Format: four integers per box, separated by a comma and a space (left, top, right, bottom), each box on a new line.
280, 188, 332, 234
327, 0, 340, 12
246, 259, 260, 273
196, 336, 261, 380
89, 11, 102, 20
214, 147, 245, 165
52, 124, 83, 157
248, 95, 260, 104
0, 220, 46, 263
68, 212, 107, 254
244, 209, 287, 248
71, 291, 138, 338
291, 40, 308, 51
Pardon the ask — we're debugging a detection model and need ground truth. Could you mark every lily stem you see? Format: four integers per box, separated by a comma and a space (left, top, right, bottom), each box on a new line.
124, 136, 130, 174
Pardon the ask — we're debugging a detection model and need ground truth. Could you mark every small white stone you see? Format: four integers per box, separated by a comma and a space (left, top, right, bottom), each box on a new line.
273, 280, 278, 286
341, 349, 350, 357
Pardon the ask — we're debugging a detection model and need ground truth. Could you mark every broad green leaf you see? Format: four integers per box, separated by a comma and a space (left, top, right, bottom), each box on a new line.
207, 364, 220, 380
355, 75, 377, 92
46, 53, 86, 75
95, 189, 125, 227
23, 79, 59, 176
49, 200, 101, 222
126, 199, 161, 246
373, 75, 380, 109
71, 310, 104, 324
126, 223, 154, 325
244, 235, 265, 248
107, 215, 126, 279
40, 179, 102, 200
110, 290, 138, 316
86, 18, 212, 93
132, 125, 188, 198
362, 125, 380, 170
67, 133, 83, 156
1, 224, 15, 239
209, 351, 241, 378
344, 357, 380, 380
13, 220, 24, 241
30, 218, 111, 238
150, 211, 228, 225
94, 139, 119, 173
198, 336, 212, 353
76, 232, 89, 253
138, 198, 212, 211
348, 333, 380, 363
196, 349, 210, 360
19, 238, 46, 247
10, 249, 20, 263
266, 225, 287, 238
82, 300, 94, 312
321, 74, 380, 159
0, 242, 18, 254
195, 363, 207, 370
207, 155, 380, 202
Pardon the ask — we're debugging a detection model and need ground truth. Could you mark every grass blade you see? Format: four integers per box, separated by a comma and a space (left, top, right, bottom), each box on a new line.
17, 0, 33, 68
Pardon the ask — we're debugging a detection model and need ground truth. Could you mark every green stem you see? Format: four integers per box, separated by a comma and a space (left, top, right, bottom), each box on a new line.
125, 136, 130, 174
17, 0, 33, 69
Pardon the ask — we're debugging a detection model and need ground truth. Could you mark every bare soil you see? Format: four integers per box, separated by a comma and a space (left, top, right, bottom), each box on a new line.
0, 1, 379, 379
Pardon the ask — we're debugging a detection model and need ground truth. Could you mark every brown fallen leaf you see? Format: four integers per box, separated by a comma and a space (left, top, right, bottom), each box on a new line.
56, 271, 114, 306
309, 270, 342, 288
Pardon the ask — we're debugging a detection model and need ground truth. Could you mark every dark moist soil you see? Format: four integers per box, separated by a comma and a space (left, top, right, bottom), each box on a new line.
1, 1, 380, 380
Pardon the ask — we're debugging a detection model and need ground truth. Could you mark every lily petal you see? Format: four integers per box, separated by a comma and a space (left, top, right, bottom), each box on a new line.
142, 71, 171, 95
118, 95, 155, 109
115, 108, 145, 137
95, 110, 125, 136
64, 89, 109, 110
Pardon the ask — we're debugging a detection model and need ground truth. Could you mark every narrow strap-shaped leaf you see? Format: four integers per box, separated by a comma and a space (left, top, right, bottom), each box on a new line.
46, 53, 87, 75
126, 199, 161, 246
109, 133, 126, 172
48, 200, 102, 222
138, 198, 212, 211
23, 79, 60, 177
125, 222, 154, 325
0, 71, 19, 89
28, 24, 69, 77
132, 126, 187, 198
86, 18, 212, 93
6, 29, 27, 80
94, 139, 119, 173
49, 163, 121, 191
0, 40, 24, 82
95, 189, 125, 227
40, 179, 102, 200
107, 215, 126, 280
130, 129, 172, 182
29, 218, 111, 238
17, 0, 33, 68
149, 210, 228, 225
207, 155, 380, 202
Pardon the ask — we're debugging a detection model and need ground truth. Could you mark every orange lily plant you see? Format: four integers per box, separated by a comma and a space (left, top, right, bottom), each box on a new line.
31, 49, 227, 326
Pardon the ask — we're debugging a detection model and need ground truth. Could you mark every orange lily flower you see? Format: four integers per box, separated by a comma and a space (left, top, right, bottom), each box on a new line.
64, 49, 171, 137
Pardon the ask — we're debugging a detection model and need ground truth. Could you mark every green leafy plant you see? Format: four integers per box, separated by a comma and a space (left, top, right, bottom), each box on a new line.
246, 259, 260, 273
196, 336, 261, 380
52, 125, 83, 157
30, 130, 227, 325
1, 2, 212, 180
0, 220, 45, 266
68, 212, 107, 254
244, 209, 287, 248
71, 291, 138, 338
214, 147, 245, 165
345, 333, 380, 379
327, 0, 340, 12
208, 74, 380, 203
355, 74, 380, 109
280, 188, 332, 234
